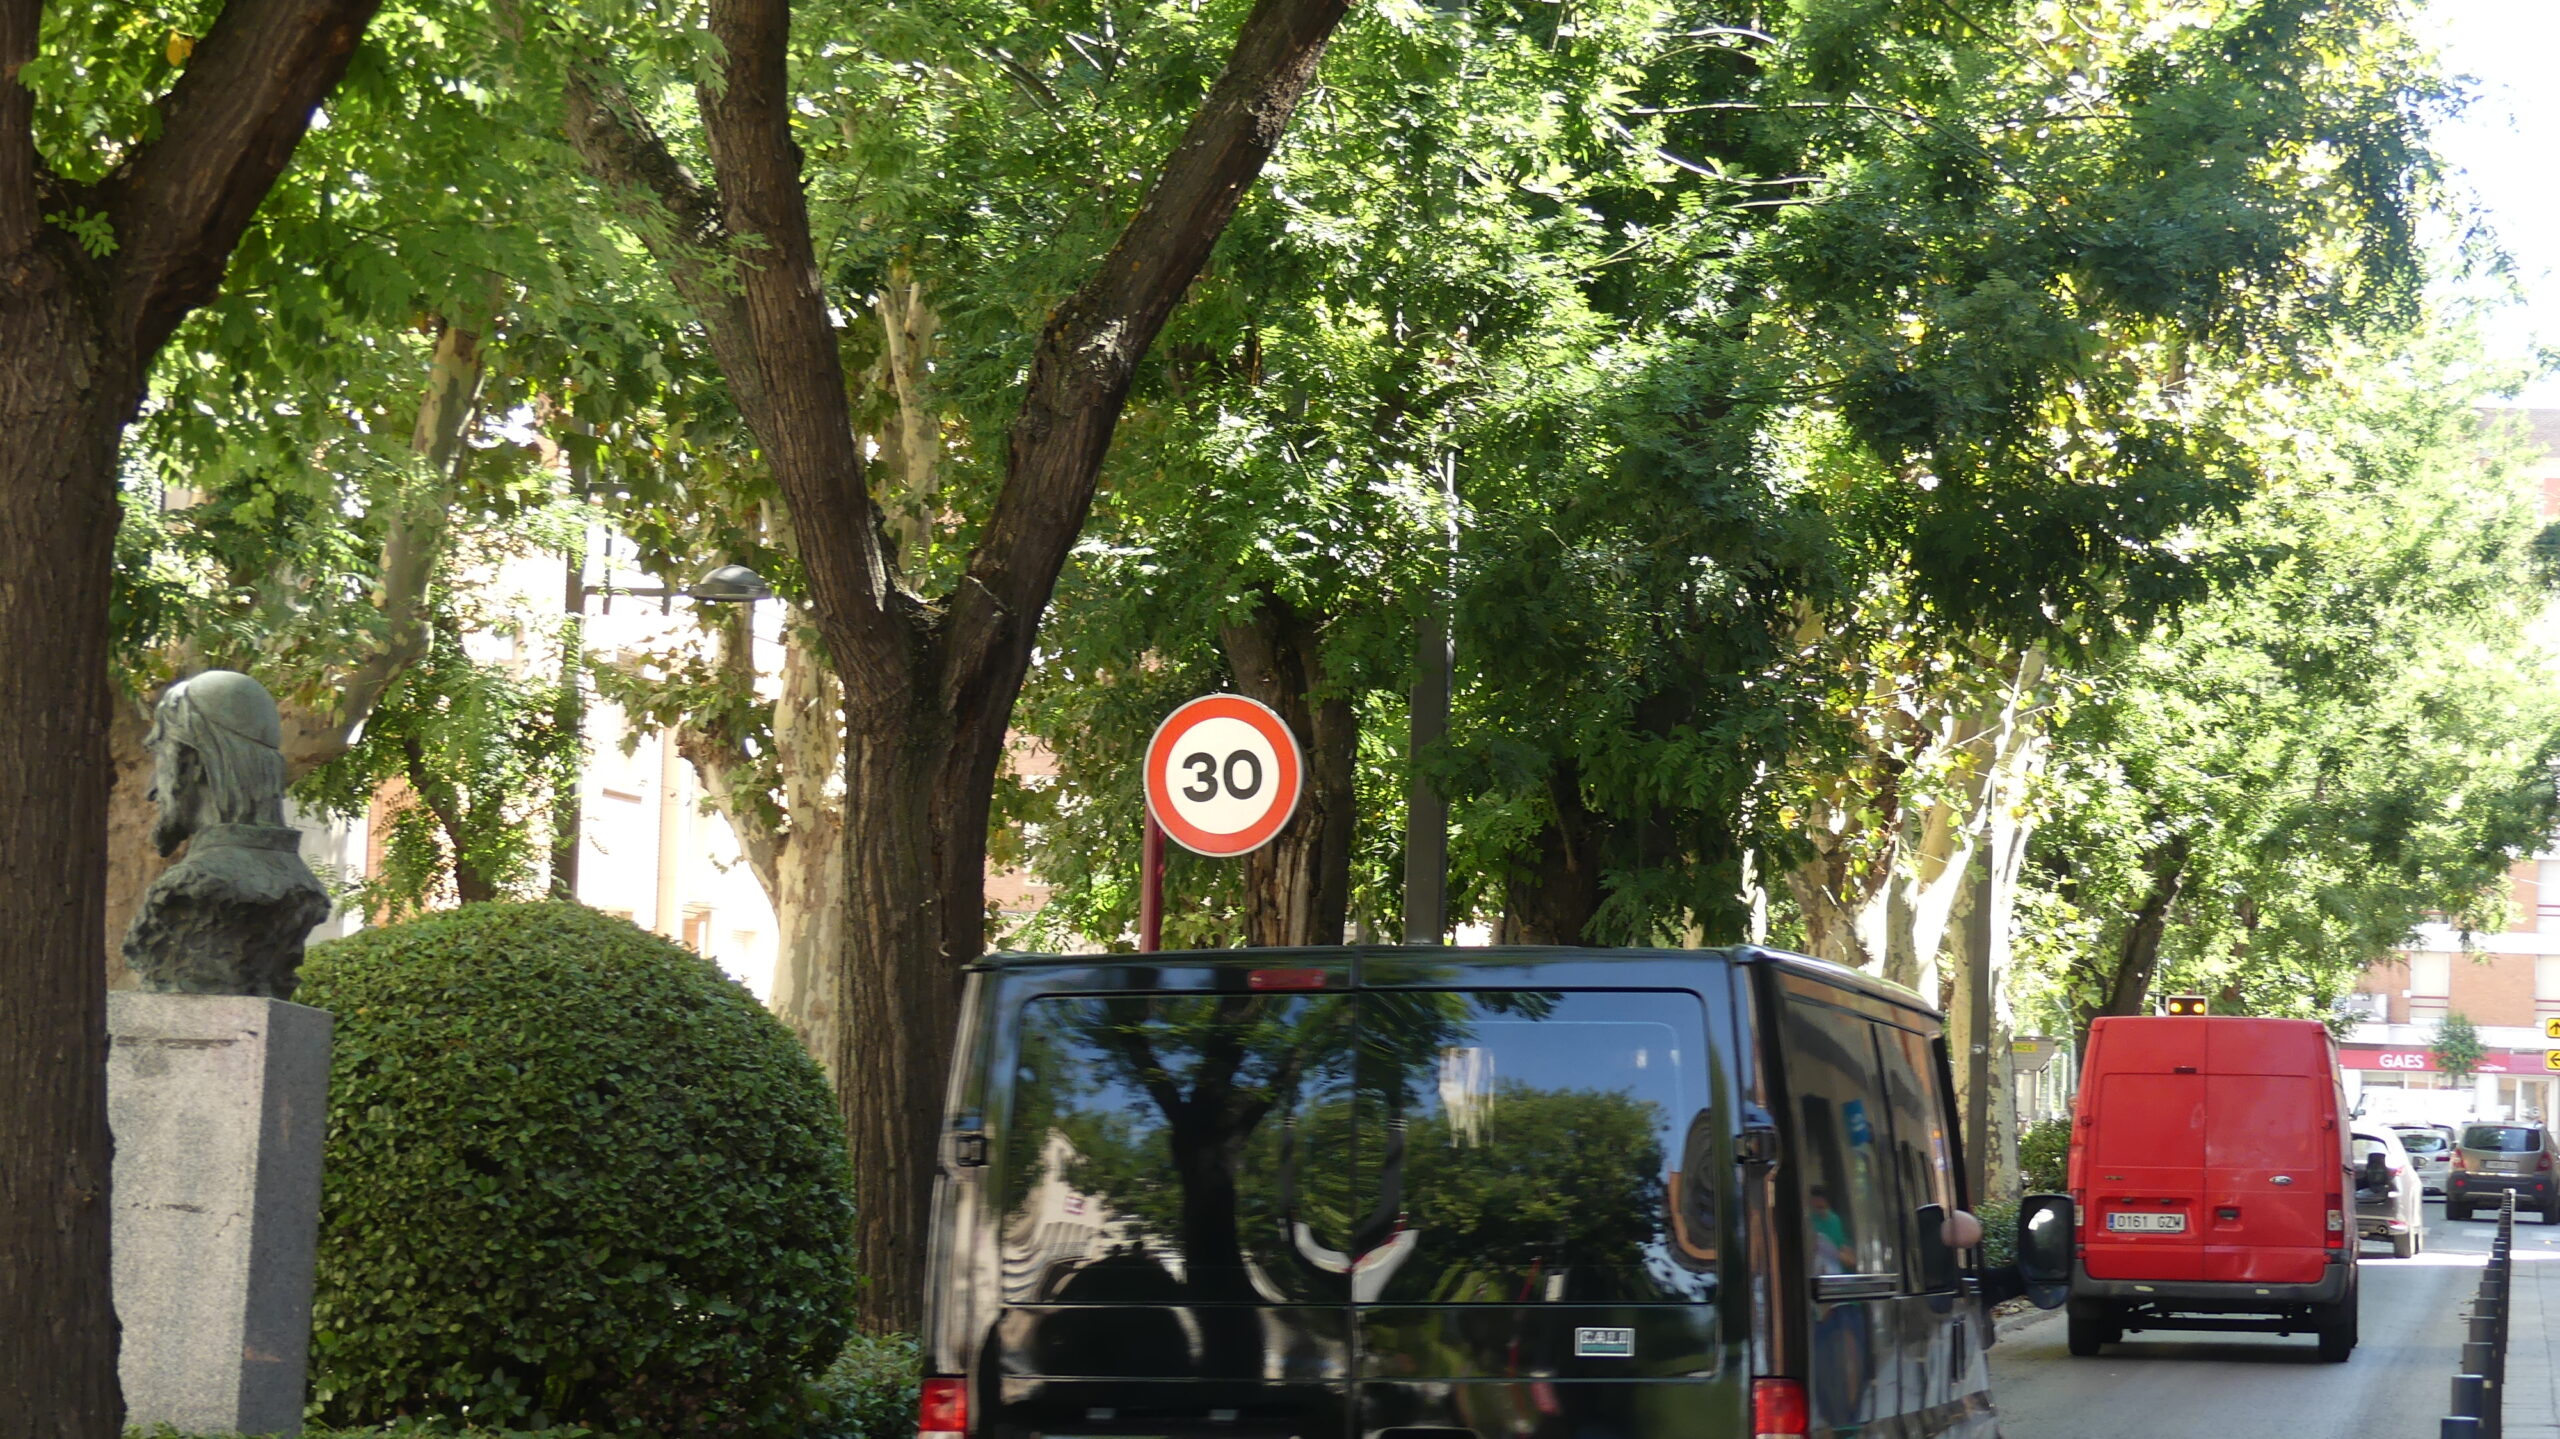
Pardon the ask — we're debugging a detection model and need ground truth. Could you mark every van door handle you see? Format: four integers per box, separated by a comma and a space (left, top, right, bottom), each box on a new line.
2272, 1176, 2294, 1186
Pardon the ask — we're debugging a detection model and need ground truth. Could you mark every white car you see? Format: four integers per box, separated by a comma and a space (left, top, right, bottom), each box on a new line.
2391, 1123, 2455, 1195
2354, 1128, 2427, 1257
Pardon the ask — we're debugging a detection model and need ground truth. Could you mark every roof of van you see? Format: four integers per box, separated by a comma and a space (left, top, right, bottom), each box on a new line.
2084, 1014, 2339, 1076
972, 943, 1937, 1016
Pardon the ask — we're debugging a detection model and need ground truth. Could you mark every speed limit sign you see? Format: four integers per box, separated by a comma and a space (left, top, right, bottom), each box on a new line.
1144, 695, 1304, 857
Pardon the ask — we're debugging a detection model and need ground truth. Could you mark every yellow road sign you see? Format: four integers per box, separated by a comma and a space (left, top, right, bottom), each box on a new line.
2545, 1016, 2560, 1041
2545, 1049, 2560, 1072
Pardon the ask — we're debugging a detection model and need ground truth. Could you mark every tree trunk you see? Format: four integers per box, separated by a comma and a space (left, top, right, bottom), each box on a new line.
840, 699, 963, 1331
2078, 832, 2193, 1049
5, 0, 384, 1415
1220, 595, 1356, 947
0, 262, 130, 1439
1498, 766, 1605, 944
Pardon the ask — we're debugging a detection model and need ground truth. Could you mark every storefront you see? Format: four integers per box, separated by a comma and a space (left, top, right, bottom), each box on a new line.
2339, 1045, 2556, 1124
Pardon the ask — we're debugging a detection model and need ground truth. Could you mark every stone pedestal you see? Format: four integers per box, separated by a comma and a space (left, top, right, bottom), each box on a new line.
109, 993, 333, 1437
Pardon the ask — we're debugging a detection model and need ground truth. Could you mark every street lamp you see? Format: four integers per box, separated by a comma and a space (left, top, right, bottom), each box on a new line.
683, 564, 774, 603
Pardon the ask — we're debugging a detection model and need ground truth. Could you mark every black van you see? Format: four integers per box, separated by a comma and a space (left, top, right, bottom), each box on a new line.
921, 946, 2066, 1439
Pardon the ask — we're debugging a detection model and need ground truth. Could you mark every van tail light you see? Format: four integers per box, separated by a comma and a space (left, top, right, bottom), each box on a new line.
920, 1378, 968, 1436
1752, 1377, 1808, 1439
2326, 1202, 2344, 1248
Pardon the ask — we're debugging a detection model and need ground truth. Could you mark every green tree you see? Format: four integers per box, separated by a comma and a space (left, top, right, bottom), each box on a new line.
2016, 350, 2560, 1048
532, 0, 1360, 1325
300, 614, 587, 915
2434, 1012, 2487, 1087
1008, 0, 2457, 973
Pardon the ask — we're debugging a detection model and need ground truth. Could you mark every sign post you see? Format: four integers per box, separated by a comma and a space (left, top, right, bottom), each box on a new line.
1139, 695, 1306, 952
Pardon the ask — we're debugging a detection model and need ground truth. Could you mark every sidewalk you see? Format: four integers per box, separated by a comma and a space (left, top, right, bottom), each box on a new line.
2497, 1224, 2560, 1439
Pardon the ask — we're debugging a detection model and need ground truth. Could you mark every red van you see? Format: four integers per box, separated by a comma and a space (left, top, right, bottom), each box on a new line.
2064, 1016, 2356, 1361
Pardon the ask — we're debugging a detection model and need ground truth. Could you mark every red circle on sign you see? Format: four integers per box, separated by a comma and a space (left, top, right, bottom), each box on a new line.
1144, 695, 1304, 857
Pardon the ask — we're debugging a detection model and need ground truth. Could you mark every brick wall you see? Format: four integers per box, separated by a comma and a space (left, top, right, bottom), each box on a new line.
2450, 949, 2541, 1030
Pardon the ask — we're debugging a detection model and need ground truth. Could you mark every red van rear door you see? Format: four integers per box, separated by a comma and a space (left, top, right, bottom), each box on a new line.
2199, 1024, 2336, 1284
2081, 1067, 2206, 1281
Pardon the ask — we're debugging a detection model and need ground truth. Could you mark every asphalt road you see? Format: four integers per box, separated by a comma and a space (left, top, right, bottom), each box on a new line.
1988, 1199, 2493, 1438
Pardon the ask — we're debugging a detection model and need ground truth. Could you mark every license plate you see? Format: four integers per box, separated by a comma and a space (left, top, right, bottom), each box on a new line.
2107, 1211, 2188, 1233
2496, 1160, 2528, 1173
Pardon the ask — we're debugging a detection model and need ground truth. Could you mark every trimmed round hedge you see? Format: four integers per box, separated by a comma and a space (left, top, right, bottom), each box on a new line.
298, 901, 857, 1435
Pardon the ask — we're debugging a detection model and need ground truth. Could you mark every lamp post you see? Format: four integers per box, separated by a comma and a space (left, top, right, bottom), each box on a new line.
684, 564, 776, 604
554, 561, 773, 905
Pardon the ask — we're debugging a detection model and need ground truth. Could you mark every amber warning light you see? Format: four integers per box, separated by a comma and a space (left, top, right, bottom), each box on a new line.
2163, 995, 2208, 1016
1249, 968, 1329, 991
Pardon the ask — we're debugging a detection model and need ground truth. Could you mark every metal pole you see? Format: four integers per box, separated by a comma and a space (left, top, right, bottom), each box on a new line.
1963, 852, 1995, 1201
1401, 610, 1449, 944
1139, 812, 1165, 953
1401, 448, 1457, 945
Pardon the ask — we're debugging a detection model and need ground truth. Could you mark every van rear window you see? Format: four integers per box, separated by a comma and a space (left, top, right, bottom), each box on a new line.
997, 989, 1714, 1307
2465, 1125, 2539, 1152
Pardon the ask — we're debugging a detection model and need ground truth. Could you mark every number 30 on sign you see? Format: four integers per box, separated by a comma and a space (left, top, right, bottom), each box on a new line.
1144, 695, 1305, 857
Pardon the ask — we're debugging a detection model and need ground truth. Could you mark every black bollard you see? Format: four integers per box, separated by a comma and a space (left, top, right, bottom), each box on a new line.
2447, 1416, 2482, 1438
2454, 1374, 2486, 1418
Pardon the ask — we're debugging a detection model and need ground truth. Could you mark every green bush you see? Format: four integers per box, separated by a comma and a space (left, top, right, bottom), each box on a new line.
1974, 1198, 2018, 1271
298, 902, 857, 1436
2019, 1116, 2073, 1194
807, 1332, 922, 1439
130, 1427, 597, 1439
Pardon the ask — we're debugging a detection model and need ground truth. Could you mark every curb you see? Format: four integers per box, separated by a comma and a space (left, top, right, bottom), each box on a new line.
1994, 1301, 2058, 1340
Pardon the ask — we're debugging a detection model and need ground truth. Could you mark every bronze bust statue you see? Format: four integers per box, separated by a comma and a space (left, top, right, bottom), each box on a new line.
124, 670, 334, 999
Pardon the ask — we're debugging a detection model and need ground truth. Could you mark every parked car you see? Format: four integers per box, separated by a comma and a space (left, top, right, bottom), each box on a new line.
2065, 1015, 2357, 1362
921, 945, 2070, 1439
2352, 1129, 2425, 1256
2389, 1123, 2455, 1195
2449, 1122, 2560, 1222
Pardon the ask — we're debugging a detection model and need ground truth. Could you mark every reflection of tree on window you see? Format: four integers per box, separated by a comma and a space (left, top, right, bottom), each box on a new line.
1006, 993, 1353, 1304
999, 989, 1503, 1309
1397, 1082, 1670, 1302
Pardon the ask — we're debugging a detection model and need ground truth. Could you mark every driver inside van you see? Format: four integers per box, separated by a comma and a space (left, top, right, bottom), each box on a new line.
1809, 1186, 1853, 1272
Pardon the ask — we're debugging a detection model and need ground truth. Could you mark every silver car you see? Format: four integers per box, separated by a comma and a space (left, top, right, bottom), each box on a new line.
2449, 1122, 2560, 1222
2391, 1123, 2455, 1195
2353, 1128, 2426, 1257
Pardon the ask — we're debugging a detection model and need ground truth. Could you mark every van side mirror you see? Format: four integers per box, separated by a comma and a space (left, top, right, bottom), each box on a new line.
2016, 1194, 2074, 1310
